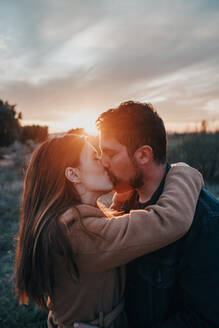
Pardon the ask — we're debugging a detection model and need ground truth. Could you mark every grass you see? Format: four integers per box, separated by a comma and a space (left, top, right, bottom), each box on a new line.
0, 144, 48, 328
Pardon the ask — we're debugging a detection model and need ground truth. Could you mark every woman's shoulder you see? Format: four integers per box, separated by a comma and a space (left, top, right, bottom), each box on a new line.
59, 205, 105, 226
59, 207, 79, 226
57, 206, 109, 257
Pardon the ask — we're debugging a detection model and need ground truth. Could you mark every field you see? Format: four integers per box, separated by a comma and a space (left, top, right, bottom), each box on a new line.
0, 142, 48, 327
0, 140, 219, 327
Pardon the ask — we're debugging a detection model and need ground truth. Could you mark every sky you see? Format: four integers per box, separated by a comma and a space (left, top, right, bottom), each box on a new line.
0, 0, 219, 133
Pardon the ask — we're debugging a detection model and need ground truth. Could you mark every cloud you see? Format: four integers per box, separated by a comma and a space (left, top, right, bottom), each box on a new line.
0, 0, 219, 131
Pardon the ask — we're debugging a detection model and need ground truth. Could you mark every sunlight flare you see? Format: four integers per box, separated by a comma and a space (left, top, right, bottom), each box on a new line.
22, 111, 98, 135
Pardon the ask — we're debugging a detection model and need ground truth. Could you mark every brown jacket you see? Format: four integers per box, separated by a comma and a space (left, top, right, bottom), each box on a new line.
48, 164, 203, 328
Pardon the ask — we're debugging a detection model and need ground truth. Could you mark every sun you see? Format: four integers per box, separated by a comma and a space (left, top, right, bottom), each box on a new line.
22, 111, 99, 135
81, 119, 98, 135
52, 111, 98, 135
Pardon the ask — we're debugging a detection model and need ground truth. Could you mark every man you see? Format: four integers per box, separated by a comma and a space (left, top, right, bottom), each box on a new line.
96, 101, 219, 327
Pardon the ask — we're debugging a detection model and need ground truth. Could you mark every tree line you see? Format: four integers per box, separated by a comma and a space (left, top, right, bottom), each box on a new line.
0, 99, 48, 147
168, 130, 219, 182
0, 99, 218, 182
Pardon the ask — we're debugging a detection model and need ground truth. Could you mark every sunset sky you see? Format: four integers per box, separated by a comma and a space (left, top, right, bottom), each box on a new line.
0, 0, 219, 133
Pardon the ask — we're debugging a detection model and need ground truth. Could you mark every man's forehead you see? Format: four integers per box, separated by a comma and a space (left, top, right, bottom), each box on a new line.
99, 133, 124, 150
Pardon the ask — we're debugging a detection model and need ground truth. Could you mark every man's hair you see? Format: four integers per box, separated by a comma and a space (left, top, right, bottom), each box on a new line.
96, 101, 167, 164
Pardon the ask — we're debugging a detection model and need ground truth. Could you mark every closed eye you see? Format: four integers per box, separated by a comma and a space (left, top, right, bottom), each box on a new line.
102, 149, 116, 157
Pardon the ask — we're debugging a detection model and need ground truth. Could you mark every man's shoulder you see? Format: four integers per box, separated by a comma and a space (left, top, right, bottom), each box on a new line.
130, 189, 219, 264
195, 188, 219, 222
180, 188, 219, 253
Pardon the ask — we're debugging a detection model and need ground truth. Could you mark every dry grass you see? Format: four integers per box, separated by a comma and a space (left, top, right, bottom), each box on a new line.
0, 142, 47, 328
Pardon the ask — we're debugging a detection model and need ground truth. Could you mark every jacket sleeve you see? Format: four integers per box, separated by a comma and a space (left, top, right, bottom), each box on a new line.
66, 164, 204, 272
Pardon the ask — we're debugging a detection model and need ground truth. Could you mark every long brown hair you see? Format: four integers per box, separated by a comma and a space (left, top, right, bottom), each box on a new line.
14, 134, 87, 309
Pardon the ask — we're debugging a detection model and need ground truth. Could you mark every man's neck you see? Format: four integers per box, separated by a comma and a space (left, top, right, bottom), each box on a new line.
136, 163, 167, 204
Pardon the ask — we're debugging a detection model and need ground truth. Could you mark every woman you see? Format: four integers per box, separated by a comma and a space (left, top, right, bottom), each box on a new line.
14, 134, 203, 328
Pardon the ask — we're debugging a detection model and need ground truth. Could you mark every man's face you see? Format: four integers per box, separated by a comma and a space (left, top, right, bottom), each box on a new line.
99, 133, 144, 192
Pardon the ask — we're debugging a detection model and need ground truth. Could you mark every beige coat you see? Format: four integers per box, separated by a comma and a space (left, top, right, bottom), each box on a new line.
48, 164, 203, 328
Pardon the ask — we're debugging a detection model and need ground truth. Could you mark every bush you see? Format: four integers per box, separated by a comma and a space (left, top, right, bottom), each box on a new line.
168, 132, 219, 182
0, 100, 22, 147
67, 128, 86, 135
20, 125, 48, 144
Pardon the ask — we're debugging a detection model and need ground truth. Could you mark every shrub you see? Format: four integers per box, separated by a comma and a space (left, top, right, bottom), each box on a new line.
20, 125, 48, 144
67, 128, 86, 135
0, 100, 22, 147
168, 132, 219, 182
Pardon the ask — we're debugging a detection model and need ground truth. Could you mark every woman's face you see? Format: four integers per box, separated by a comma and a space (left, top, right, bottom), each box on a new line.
78, 141, 113, 193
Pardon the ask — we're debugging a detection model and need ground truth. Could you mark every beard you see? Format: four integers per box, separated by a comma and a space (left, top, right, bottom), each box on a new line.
105, 160, 144, 192
129, 161, 144, 189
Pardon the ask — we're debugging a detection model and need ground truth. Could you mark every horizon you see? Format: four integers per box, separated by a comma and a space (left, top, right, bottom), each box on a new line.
21, 114, 217, 135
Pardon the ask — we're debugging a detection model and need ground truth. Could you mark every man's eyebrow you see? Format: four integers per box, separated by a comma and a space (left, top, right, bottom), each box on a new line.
101, 147, 116, 153
102, 146, 113, 150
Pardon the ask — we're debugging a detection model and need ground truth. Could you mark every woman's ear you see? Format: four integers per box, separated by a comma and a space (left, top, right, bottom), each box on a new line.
65, 167, 81, 184
134, 145, 153, 165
